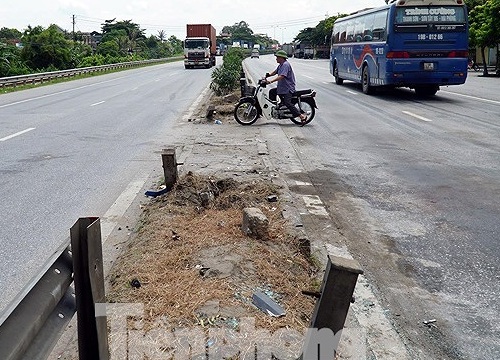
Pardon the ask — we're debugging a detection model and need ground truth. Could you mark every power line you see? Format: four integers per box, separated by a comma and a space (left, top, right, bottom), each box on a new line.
73, 13, 325, 33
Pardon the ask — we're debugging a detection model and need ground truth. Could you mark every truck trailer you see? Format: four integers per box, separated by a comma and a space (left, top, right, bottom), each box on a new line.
184, 24, 216, 69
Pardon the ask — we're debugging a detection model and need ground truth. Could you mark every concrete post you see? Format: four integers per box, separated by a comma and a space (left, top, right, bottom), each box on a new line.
161, 148, 178, 191
301, 254, 363, 359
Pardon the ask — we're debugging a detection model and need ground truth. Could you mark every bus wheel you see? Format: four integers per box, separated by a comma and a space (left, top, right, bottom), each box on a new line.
362, 66, 375, 95
415, 85, 439, 97
334, 63, 344, 85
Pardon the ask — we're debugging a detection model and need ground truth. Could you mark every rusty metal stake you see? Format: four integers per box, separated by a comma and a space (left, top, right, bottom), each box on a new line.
71, 217, 109, 360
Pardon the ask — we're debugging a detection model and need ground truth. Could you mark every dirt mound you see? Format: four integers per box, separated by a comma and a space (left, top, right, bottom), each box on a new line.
107, 172, 317, 333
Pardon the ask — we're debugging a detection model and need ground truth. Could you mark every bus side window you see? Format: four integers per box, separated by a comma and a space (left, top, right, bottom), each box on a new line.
332, 25, 341, 44
373, 10, 388, 41
354, 17, 364, 43
340, 31, 347, 43
372, 28, 384, 40
363, 14, 375, 42
346, 22, 355, 43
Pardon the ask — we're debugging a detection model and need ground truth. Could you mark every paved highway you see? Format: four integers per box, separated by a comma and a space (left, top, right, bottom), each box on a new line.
1, 55, 499, 359
0, 61, 212, 320
245, 55, 500, 359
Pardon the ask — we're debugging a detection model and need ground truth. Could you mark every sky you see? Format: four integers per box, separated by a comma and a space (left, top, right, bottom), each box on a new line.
1, 0, 384, 43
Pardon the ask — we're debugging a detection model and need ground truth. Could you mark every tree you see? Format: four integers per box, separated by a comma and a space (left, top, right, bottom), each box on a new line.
294, 27, 316, 44
0, 27, 22, 41
221, 21, 255, 44
294, 15, 346, 46
0, 28, 25, 76
97, 40, 121, 58
157, 30, 166, 43
0, 42, 31, 76
101, 19, 146, 41
167, 35, 183, 54
100, 19, 147, 56
70, 41, 93, 67
20, 24, 74, 70
468, 0, 500, 74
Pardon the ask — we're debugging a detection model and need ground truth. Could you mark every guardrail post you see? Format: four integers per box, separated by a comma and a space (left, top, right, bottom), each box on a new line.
70, 217, 109, 360
162, 148, 178, 191
301, 254, 363, 359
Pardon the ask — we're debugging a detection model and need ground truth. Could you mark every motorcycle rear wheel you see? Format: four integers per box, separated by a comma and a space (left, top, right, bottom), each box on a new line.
234, 99, 259, 125
290, 99, 315, 125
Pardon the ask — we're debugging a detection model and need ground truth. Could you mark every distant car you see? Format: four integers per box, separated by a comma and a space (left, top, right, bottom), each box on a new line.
251, 49, 259, 58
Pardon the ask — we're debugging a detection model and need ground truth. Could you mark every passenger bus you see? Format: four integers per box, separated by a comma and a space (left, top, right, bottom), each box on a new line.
330, 0, 468, 96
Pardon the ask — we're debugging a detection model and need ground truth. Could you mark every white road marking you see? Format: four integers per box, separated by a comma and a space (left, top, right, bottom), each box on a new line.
302, 195, 329, 216
441, 90, 500, 105
402, 111, 432, 122
0, 127, 36, 142
302, 75, 314, 79
347, 90, 358, 95
295, 180, 312, 186
0, 77, 122, 109
100, 176, 150, 243
90, 101, 105, 107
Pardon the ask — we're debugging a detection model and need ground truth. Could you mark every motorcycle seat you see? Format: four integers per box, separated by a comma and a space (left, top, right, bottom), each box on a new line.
294, 89, 312, 96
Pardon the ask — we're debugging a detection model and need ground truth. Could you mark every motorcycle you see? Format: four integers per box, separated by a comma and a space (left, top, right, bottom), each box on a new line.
468, 59, 479, 71
233, 77, 317, 126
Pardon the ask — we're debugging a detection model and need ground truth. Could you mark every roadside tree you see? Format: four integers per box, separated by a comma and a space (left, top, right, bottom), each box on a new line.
467, 0, 500, 75
20, 25, 74, 71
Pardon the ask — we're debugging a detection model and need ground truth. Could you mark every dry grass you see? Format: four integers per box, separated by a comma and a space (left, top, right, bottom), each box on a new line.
107, 172, 317, 333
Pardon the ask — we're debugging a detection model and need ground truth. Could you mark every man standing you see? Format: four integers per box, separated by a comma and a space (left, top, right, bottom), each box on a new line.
265, 50, 308, 124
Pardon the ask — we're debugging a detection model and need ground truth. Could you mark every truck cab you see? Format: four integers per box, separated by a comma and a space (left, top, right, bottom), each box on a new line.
184, 37, 213, 68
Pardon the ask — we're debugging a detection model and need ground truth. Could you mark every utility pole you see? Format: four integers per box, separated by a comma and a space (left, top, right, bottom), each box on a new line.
72, 15, 76, 42
271, 25, 278, 42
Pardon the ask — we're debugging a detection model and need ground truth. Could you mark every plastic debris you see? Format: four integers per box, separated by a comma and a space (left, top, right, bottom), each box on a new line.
267, 194, 278, 202
199, 267, 210, 276
252, 290, 285, 317
145, 187, 169, 197
423, 319, 438, 328
214, 119, 222, 125
130, 279, 141, 288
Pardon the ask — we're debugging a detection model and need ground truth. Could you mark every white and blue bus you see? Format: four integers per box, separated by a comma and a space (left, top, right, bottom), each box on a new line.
330, 0, 469, 96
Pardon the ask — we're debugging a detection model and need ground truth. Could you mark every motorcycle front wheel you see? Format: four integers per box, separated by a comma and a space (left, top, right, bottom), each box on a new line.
290, 99, 315, 125
234, 99, 259, 125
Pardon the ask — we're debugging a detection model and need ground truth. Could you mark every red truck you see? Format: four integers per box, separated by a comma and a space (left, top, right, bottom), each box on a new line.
184, 24, 216, 69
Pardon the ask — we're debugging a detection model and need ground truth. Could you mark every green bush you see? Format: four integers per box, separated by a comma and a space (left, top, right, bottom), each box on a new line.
210, 47, 244, 96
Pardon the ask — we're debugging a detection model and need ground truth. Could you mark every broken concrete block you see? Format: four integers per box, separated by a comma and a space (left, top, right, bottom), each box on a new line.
241, 207, 269, 240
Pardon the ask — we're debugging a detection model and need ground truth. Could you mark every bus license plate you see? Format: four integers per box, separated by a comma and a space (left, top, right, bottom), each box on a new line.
424, 62, 434, 71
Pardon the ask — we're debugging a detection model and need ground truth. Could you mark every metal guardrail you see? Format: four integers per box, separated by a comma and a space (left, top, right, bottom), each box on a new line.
0, 57, 181, 88
0, 218, 108, 360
